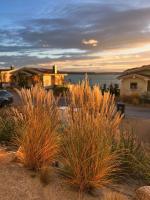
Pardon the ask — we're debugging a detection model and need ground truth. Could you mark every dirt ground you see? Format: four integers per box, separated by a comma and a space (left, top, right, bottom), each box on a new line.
123, 118, 150, 144
0, 147, 143, 200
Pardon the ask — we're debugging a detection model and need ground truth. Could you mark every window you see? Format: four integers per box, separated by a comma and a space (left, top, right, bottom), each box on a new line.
130, 82, 138, 90
147, 81, 150, 92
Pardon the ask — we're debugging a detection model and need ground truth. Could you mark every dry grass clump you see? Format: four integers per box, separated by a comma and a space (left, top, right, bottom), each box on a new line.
60, 81, 123, 192
103, 192, 129, 200
13, 86, 60, 171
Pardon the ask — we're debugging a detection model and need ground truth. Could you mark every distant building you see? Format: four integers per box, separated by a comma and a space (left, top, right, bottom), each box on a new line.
0, 65, 67, 88
118, 65, 150, 96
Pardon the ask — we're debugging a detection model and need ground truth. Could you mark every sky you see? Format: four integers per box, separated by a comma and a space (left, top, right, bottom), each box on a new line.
1, 0, 150, 72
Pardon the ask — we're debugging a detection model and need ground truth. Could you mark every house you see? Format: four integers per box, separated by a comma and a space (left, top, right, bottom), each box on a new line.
0, 65, 67, 88
118, 65, 150, 96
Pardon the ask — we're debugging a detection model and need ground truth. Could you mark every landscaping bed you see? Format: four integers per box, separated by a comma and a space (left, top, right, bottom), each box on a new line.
0, 83, 150, 200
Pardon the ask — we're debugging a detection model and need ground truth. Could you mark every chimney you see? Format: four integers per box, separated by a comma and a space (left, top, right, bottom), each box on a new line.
53, 65, 57, 74
10, 65, 15, 70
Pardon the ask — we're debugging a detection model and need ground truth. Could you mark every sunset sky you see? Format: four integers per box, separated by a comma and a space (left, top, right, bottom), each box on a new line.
1, 0, 150, 72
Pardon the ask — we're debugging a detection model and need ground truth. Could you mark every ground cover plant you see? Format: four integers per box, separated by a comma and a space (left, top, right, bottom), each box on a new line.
0, 108, 17, 143
117, 126, 150, 183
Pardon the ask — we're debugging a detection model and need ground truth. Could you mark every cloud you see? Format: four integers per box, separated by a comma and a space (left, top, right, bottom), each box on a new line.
82, 39, 98, 47
17, 5, 150, 52
1, 1, 150, 70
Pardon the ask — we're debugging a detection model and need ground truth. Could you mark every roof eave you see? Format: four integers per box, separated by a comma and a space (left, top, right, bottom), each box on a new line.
118, 73, 150, 81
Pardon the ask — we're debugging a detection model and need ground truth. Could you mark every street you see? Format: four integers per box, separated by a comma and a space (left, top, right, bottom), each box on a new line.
125, 105, 150, 119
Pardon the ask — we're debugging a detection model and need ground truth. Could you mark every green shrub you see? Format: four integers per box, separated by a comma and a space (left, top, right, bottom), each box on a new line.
121, 93, 141, 105
53, 85, 69, 96
0, 108, 17, 143
117, 128, 150, 183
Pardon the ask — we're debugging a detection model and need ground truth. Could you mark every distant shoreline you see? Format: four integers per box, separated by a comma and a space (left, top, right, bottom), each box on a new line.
60, 71, 121, 75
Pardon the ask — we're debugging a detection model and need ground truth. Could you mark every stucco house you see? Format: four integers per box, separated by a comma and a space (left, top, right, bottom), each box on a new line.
0, 65, 67, 88
118, 65, 150, 97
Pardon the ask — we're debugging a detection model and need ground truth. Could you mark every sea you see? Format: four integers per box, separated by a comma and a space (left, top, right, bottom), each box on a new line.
65, 73, 121, 88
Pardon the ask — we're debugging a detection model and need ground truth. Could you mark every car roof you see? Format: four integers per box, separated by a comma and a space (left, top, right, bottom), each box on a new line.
0, 90, 9, 92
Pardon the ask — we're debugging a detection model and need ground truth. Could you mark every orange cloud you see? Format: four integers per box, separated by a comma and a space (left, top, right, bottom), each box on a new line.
82, 39, 98, 47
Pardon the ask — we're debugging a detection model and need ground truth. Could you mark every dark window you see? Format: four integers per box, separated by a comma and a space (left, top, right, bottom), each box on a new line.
147, 81, 150, 92
130, 82, 138, 89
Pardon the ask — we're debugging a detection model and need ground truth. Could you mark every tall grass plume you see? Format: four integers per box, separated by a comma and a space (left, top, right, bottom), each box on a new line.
14, 86, 60, 171
60, 80, 123, 192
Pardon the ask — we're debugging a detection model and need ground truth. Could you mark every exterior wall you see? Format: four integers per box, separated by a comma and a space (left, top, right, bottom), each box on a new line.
43, 74, 52, 87
50, 75, 65, 86
54, 75, 65, 85
43, 74, 65, 87
1, 70, 66, 88
0, 72, 11, 87
120, 77, 148, 96
1, 72, 11, 83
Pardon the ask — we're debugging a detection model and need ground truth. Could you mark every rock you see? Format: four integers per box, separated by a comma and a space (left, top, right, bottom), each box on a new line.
136, 186, 150, 200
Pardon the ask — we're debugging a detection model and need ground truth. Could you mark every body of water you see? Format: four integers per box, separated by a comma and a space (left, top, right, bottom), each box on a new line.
65, 73, 121, 88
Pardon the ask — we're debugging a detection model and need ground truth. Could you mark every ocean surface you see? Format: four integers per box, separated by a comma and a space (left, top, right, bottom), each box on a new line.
65, 73, 121, 88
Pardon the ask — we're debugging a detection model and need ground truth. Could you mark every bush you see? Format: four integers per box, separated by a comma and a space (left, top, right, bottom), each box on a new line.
14, 86, 60, 171
53, 85, 69, 97
0, 108, 17, 143
59, 81, 122, 192
117, 128, 150, 183
121, 93, 141, 105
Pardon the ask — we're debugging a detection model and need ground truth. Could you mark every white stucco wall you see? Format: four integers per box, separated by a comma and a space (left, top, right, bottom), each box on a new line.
120, 77, 148, 96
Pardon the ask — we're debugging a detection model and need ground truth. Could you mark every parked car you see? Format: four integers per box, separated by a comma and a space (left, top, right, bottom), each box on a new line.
0, 90, 13, 107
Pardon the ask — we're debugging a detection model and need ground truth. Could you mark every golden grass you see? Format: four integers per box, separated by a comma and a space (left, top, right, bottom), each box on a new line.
13, 86, 60, 170
60, 81, 123, 191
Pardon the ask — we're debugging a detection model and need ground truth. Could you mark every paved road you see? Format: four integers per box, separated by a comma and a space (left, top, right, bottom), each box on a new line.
125, 105, 150, 119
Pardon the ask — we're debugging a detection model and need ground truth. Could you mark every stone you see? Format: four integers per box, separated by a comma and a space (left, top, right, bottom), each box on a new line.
136, 186, 150, 200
